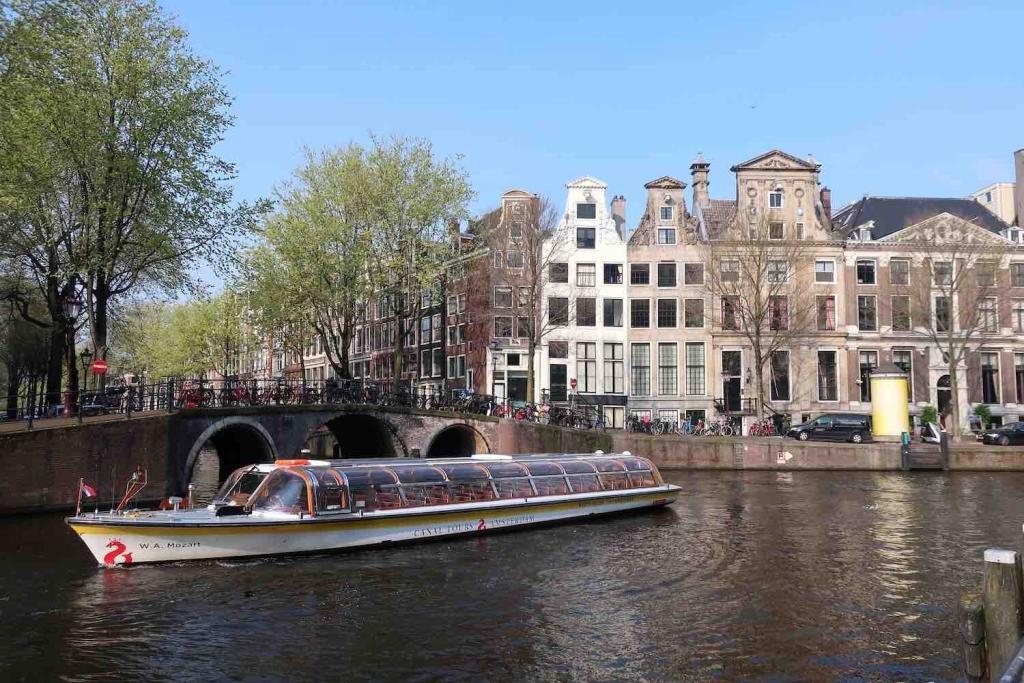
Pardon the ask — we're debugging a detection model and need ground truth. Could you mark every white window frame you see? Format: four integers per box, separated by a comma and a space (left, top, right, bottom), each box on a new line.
767, 260, 789, 283
814, 259, 836, 284
657, 227, 677, 245
656, 297, 678, 329
769, 189, 784, 209
817, 349, 839, 403
856, 259, 877, 286
683, 298, 705, 329
660, 206, 673, 222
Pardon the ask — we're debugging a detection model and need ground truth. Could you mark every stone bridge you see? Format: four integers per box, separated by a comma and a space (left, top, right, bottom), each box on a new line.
0, 405, 613, 512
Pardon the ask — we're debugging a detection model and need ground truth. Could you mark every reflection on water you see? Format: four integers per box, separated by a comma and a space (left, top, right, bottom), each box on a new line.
2, 471, 1024, 681
188, 447, 220, 505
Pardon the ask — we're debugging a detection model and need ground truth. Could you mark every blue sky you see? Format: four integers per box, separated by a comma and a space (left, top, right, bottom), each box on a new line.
164, 0, 1023, 222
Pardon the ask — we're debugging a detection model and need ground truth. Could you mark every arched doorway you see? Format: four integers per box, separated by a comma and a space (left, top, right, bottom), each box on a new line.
937, 375, 951, 417
425, 425, 488, 458
320, 413, 403, 459
185, 420, 277, 504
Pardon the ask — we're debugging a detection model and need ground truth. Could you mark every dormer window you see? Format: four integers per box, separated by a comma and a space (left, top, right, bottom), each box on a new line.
576, 203, 596, 219
858, 227, 872, 241
769, 189, 783, 209
660, 206, 673, 222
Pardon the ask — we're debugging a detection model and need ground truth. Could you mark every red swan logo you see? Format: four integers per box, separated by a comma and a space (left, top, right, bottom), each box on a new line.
103, 539, 134, 566
477, 518, 487, 531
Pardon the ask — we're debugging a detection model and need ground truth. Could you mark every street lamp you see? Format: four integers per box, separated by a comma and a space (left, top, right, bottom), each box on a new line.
60, 291, 84, 419
80, 347, 93, 394
62, 292, 83, 321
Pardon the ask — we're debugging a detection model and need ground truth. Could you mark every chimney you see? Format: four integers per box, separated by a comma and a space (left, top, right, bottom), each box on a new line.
690, 153, 710, 208
1014, 148, 1024, 228
611, 195, 627, 239
820, 186, 832, 221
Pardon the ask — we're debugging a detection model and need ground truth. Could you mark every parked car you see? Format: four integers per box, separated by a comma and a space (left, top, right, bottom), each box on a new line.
980, 422, 1024, 446
787, 413, 873, 444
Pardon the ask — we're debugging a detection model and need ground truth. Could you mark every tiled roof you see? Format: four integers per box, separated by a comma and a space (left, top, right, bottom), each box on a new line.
830, 196, 1009, 239
702, 199, 737, 237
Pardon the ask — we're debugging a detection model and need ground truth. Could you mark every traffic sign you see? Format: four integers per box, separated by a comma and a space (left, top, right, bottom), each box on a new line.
91, 358, 109, 375
570, 377, 577, 389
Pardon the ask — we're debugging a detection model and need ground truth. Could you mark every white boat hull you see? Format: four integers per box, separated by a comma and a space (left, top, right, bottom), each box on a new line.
69, 486, 679, 566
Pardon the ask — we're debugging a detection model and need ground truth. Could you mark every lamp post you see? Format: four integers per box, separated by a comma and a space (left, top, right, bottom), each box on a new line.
80, 347, 93, 395
60, 292, 83, 418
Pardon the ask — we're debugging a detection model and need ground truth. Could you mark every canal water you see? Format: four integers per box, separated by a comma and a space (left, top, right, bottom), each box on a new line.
2, 470, 1023, 681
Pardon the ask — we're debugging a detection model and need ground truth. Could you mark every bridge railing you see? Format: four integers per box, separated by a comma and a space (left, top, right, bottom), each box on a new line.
1, 377, 614, 433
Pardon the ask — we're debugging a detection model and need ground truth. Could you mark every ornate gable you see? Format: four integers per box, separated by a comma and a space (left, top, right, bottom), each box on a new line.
643, 176, 687, 190
730, 149, 819, 172
566, 176, 607, 189
880, 212, 1010, 246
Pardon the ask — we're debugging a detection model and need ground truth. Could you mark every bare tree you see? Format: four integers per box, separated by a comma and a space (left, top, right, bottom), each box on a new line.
700, 217, 818, 417
479, 195, 572, 402
903, 214, 1013, 438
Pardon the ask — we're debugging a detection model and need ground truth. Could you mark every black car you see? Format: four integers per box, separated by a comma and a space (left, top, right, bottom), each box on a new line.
980, 422, 1024, 446
787, 413, 873, 444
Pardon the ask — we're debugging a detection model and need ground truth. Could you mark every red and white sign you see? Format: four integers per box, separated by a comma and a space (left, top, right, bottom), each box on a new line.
570, 378, 577, 390
91, 359, 109, 375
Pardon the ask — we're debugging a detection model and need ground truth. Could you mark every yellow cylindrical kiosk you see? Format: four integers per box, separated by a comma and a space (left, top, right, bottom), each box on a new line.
869, 362, 911, 438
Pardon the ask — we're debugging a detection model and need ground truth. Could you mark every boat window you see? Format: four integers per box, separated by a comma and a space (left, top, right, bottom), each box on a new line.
525, 461, 563, 477
533, 475, 570, 496
592, 459, 627, 473
344, 468, 403, 511
311, 469, 348, 513
493, 477, 534, 499
591, 460, 629, 490
392, 466, 447, 483
566, 474, 602, 493
484, 462, 530, 479
212, 466, 266, 506
442, 464, 495, 503
559, 460, 599, 475
402, 482, 450, 507
249, 470, 311, 515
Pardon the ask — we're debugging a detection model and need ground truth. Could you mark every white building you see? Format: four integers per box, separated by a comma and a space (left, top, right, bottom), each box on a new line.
539, 177, 629, 427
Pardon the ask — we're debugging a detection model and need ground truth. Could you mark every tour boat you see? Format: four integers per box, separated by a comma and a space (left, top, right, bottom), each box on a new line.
66, 452, 679, 566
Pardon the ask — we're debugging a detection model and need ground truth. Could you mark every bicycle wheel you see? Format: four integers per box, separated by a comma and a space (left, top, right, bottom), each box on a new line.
653, 421, 666, 436
722, 424, 734, 437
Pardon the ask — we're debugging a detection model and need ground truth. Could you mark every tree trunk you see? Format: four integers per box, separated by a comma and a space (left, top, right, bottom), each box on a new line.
6, 366, 19, 420
45, 324, 64, 411
527, 338, 536, 403
339, 323, 352, 379
92, 284, 110, 391
394, 311, 406, 388
949, 362, 962, 439
755, 360, 766, 420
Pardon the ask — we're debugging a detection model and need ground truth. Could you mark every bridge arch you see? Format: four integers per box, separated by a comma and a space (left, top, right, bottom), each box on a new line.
184, 417, 279, 499
317, 412, 408, 459
424, 424, 490, 458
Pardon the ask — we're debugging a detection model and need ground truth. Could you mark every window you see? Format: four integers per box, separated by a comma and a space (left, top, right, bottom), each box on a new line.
548, 297, 569, 326
549, 341, 568, 359
433, 348, 443, 376
517, 316, 529, 337
721, 260, 739, 283
420, 349, 431, 378
977, 262, 997, 287
457, 294, 467, 313
603, 299, 623, 327
769, 296, 789, 330
510, 221, 523, 238
576, 203, 596, 219
604, 406, 625, 429
685, 342, 705, 396
576, 227, 595, 249
858, 295, 877, 331
856, 260, 876, 285
549, 364, 567, 402
630, 299, 650, 328
859, 350, 878, 402
935, 296, 951, 332
576, 297, 596, 326
655, 298, 677, 328
492, 251, 502, 268
447, 325, 458, 345
770, 350, 790, 401
769, 189, 783, 209
630, 263, 650, 285
980, 298, 998, 333
603, 343, 623, 394
630, 344, 651, 396
518, 287, 530, 308
493, 287, 512, 308
684, 263, 704, 285
891, 295, 911, 331
722, 296, 739, 330
432, 314, 442, 342
658, 343, 678, 396
604, 263, 623, 284
576, 342, 597, 393
817, 350, 838, 401
1012, 263, 1024, 287
447, 295, 457, 313
796, 222, 805, 240
1014, 300, 1024, 332
933, 261, 952, 286
506, 250, 523, 269
657, 263, 677, 287
494, 316, 513, 338
815, 260, 835, 283
420, 316, 431, 343
576, 263, 596, 287
660, 206, 673, 221
982, 352, 1000, 404
550, 262, 568, 283
769, 221, 784, 240
684, 299, 704, 328
657, 228, 677, 245
767, 260, 789, 283
1017, 353, 1024, 404
893, 349, 913, 402
890, 259, 910, 285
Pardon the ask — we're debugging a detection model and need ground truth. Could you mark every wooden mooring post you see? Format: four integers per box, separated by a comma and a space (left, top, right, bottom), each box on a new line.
962, 548, 1024, 681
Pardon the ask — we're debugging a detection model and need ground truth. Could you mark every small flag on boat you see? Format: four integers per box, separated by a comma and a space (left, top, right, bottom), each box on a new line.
81, 481, 97, 498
